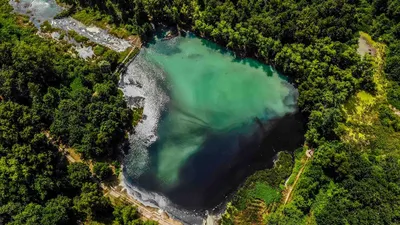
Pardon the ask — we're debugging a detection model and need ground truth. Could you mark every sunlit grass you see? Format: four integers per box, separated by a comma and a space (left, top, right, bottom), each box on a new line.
249, 182, 281, 205
340, 33, 387, 146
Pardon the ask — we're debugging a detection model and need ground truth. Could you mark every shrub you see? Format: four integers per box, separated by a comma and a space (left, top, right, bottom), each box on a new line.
93, 162, 113, 180
94, 45, 105, 56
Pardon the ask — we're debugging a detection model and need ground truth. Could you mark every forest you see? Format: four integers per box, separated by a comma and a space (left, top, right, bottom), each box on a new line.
0, 0, 156, 224
2, 0, 400, 224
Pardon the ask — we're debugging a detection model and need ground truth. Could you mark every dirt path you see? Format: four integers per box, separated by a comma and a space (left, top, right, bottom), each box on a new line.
283, 149, 313, 206
283, 157, 308, 205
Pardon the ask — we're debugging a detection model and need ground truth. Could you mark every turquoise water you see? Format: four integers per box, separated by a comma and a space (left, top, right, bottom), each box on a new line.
148, 36, 295, 184
122, 34, 299, 215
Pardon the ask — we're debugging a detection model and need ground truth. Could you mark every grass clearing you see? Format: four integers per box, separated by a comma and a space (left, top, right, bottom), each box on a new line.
249, 182, 281, 205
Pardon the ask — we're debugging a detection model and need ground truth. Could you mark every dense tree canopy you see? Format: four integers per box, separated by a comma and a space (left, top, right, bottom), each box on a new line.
266, 142, 400, 224
93, 162, 113, 180
0, 1, 146, 224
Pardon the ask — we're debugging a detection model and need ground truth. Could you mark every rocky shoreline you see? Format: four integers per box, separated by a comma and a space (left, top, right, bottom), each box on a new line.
10, 0, 132, 57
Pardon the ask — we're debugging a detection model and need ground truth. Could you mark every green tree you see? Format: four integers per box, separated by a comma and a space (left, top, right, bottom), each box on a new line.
93, 162, 113, 180
73, 183, 112, 220
112, 205, 139, 225
68, 163, 92, 188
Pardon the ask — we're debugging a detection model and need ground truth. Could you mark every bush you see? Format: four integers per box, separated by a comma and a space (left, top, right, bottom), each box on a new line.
40, 21, 57, 33
68, 30, 89, 43
68, 163, 92, 188
388, 83, 400, 109
74, 34, 89, 43
94, 45, 105, 56
93, 162, 113, 180
103, 50, 119, 68
378, 104, 400, 131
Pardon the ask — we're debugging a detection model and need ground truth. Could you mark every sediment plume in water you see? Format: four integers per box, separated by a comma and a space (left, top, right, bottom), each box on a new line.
120, 34, 304, 224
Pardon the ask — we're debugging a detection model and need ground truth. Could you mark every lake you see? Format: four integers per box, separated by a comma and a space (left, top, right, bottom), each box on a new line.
120, 33, 304, 224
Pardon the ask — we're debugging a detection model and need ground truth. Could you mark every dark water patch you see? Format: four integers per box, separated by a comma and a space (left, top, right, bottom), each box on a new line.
161, 111, 305, 211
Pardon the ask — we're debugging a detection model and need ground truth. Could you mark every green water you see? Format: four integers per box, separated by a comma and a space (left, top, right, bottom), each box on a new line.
139, 35, 297, 185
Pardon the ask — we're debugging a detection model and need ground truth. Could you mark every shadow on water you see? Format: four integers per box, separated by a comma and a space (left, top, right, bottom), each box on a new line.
148, 31, 279, 78
166, 111, 305, 211
129, 110, 306, 212
199, 38, 231, 56
146, 36, 183, 56
199, 37, 276, 75
231, 57, 275, 76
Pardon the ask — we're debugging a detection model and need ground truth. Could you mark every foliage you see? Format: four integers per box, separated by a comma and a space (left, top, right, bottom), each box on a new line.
73, 182, 112, 220
378, 105, 400, 131
73, 8, 135, 38
112, 205, 139, 225
132, 107, 143, 126
40, 21, 59, 33
220, 152, 293, 224
94, 45, 106, 56
372, 0, 400, 110
8, 196, 72, 225
248, 182, 281, 205
54, 5, 77, 19
228, 152, 293, 213
60, 0, 376, 149
68, 163, 92, 188
68, 30, 89, 43
93, 162, 113, 180
0, 1, 147, 224
388, 82, 400, 109
112, 205, 158, 225
220, 202, 237, 225
267, 140, 400, 224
